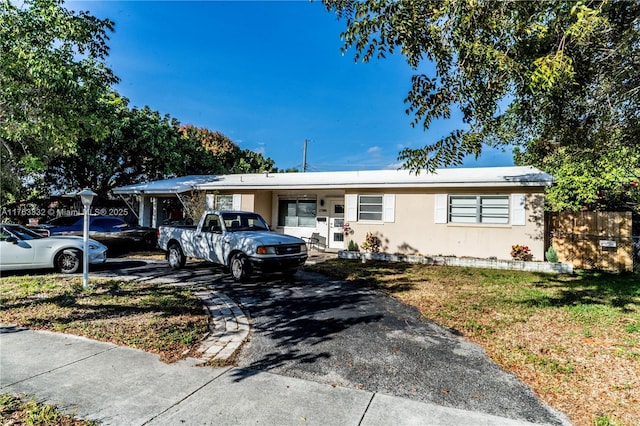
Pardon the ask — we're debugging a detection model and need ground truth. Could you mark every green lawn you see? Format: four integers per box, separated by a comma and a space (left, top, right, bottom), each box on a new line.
0, 276, 209, 362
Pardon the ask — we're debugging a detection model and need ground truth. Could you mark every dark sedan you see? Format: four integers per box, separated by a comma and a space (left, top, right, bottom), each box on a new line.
38, 215, 157, 250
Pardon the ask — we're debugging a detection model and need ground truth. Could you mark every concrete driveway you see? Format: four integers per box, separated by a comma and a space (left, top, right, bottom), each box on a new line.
89, 258, 567, 425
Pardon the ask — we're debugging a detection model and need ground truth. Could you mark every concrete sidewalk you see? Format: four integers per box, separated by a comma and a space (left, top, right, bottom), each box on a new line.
0, 327, 548, 426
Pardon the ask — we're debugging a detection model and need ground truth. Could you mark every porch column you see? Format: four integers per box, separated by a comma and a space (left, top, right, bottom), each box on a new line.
151, 197, 158, 228
138, 196, 153, 227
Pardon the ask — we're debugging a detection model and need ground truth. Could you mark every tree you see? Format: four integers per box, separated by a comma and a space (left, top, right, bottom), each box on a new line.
230, 149, 275, 174
44, 105, 277, 200
178, 125, 275, 175
45, 95, 183, 199
0, 0, 117, 185
1, 0, 118, 205
177, 125, 239, 174
323, 0, 640, 210
515, 141, 640, 212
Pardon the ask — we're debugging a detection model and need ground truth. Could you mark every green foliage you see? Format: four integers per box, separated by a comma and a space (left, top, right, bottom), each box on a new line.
43, 95, 181, 199
594, 415, 619, 426
1, 0, 118, 203
36, 100, 277, 200
178, 125, 239, 174
347, 239, 358, 251
0, 393, 95, 425
515, 137, 640, 212
545, 246, 559, 263
1, 1, 277, 203
177, 125, 275, 174
324, 0, 640, 210
626, 322, 640, 334
0, 0, 117, 163
510, 244, 532, 261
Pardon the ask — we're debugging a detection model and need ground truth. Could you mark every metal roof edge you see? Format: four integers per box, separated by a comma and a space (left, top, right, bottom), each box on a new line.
112, 167, 554, 194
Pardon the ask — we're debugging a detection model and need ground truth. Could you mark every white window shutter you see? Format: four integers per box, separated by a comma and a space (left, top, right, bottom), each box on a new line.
206, 194, 215, 209
232, 194, 242, 211
434, 194, 447, 224
383, 194, 395, 222
511, 194, 526, 225
346, 194, 357, 222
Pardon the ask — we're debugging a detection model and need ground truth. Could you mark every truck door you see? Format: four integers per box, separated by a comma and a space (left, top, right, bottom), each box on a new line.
195, 213, 225, 265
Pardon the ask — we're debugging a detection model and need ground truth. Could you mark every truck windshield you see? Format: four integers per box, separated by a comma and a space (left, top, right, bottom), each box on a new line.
221, 213, 269, 232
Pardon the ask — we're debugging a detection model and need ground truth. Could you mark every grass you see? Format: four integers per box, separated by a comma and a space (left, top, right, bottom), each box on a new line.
0, 393, 97, 425
0, 275, 210, 362
305, 259, 640, 426
2, 259, 637, 425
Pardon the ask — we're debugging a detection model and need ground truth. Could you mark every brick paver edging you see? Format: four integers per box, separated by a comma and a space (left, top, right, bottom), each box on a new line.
193, 291, 251, 361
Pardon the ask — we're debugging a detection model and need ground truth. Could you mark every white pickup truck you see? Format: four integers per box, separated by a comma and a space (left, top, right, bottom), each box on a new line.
157, 210, 308, 281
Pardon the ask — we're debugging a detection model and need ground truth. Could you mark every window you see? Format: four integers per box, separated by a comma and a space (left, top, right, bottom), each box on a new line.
202, 214, 222, 232
358, 195, 383, 221
214, 195, 233, 210
346, 194, 394, 223
449, 196, 509, 224
278, 198, 317, 227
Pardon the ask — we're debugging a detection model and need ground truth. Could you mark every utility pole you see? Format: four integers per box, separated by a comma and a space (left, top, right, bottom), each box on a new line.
302, 139, 308, 172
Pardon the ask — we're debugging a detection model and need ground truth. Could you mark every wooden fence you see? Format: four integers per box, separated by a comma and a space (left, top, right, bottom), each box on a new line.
547, 211, 634, 272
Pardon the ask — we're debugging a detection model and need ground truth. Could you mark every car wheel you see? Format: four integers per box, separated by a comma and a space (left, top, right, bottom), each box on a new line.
230, 253, 251, 282
55, 249, 81, 274
168, 243, 186, 270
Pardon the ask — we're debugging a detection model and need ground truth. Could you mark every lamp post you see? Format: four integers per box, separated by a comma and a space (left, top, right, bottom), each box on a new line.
78, 189, 96, 288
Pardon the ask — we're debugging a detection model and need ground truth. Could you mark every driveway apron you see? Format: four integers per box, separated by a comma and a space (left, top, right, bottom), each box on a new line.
92, 260, 566, 425
208, 270, 564, 425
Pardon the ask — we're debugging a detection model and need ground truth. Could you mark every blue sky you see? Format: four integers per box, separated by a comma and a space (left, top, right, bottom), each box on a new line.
71, 0, 514, 172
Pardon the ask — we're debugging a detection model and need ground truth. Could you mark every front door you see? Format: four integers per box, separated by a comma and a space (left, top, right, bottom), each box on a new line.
328, 199, 345, 250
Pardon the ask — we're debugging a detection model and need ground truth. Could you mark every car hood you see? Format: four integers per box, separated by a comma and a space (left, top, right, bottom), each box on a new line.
230, 231, 304, 245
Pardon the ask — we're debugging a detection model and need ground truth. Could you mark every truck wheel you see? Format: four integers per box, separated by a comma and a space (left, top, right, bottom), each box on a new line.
230, 253, 251, 282
55, 249, 81, 274
168, 243, 186, 270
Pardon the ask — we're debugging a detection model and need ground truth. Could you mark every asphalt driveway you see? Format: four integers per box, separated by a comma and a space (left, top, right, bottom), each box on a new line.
90, 258, 566, 425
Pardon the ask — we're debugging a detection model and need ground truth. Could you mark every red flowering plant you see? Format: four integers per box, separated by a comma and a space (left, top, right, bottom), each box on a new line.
510, 244, 532, 261
342, 222, 354, 235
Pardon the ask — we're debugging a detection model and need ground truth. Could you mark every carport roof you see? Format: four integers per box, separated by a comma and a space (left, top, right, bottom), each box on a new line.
112, 166, 553, 195
112, 175, 214, 195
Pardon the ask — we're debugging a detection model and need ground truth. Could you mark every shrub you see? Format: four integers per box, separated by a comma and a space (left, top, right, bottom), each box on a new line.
361, 232, 381, 253
545, 246, 559, 263
347, 240, 359, 251
510, 244, 532, 261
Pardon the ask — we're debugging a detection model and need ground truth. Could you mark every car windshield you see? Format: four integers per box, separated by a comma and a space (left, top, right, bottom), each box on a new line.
2, 224, 45, 240
221, 213, 269, 232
